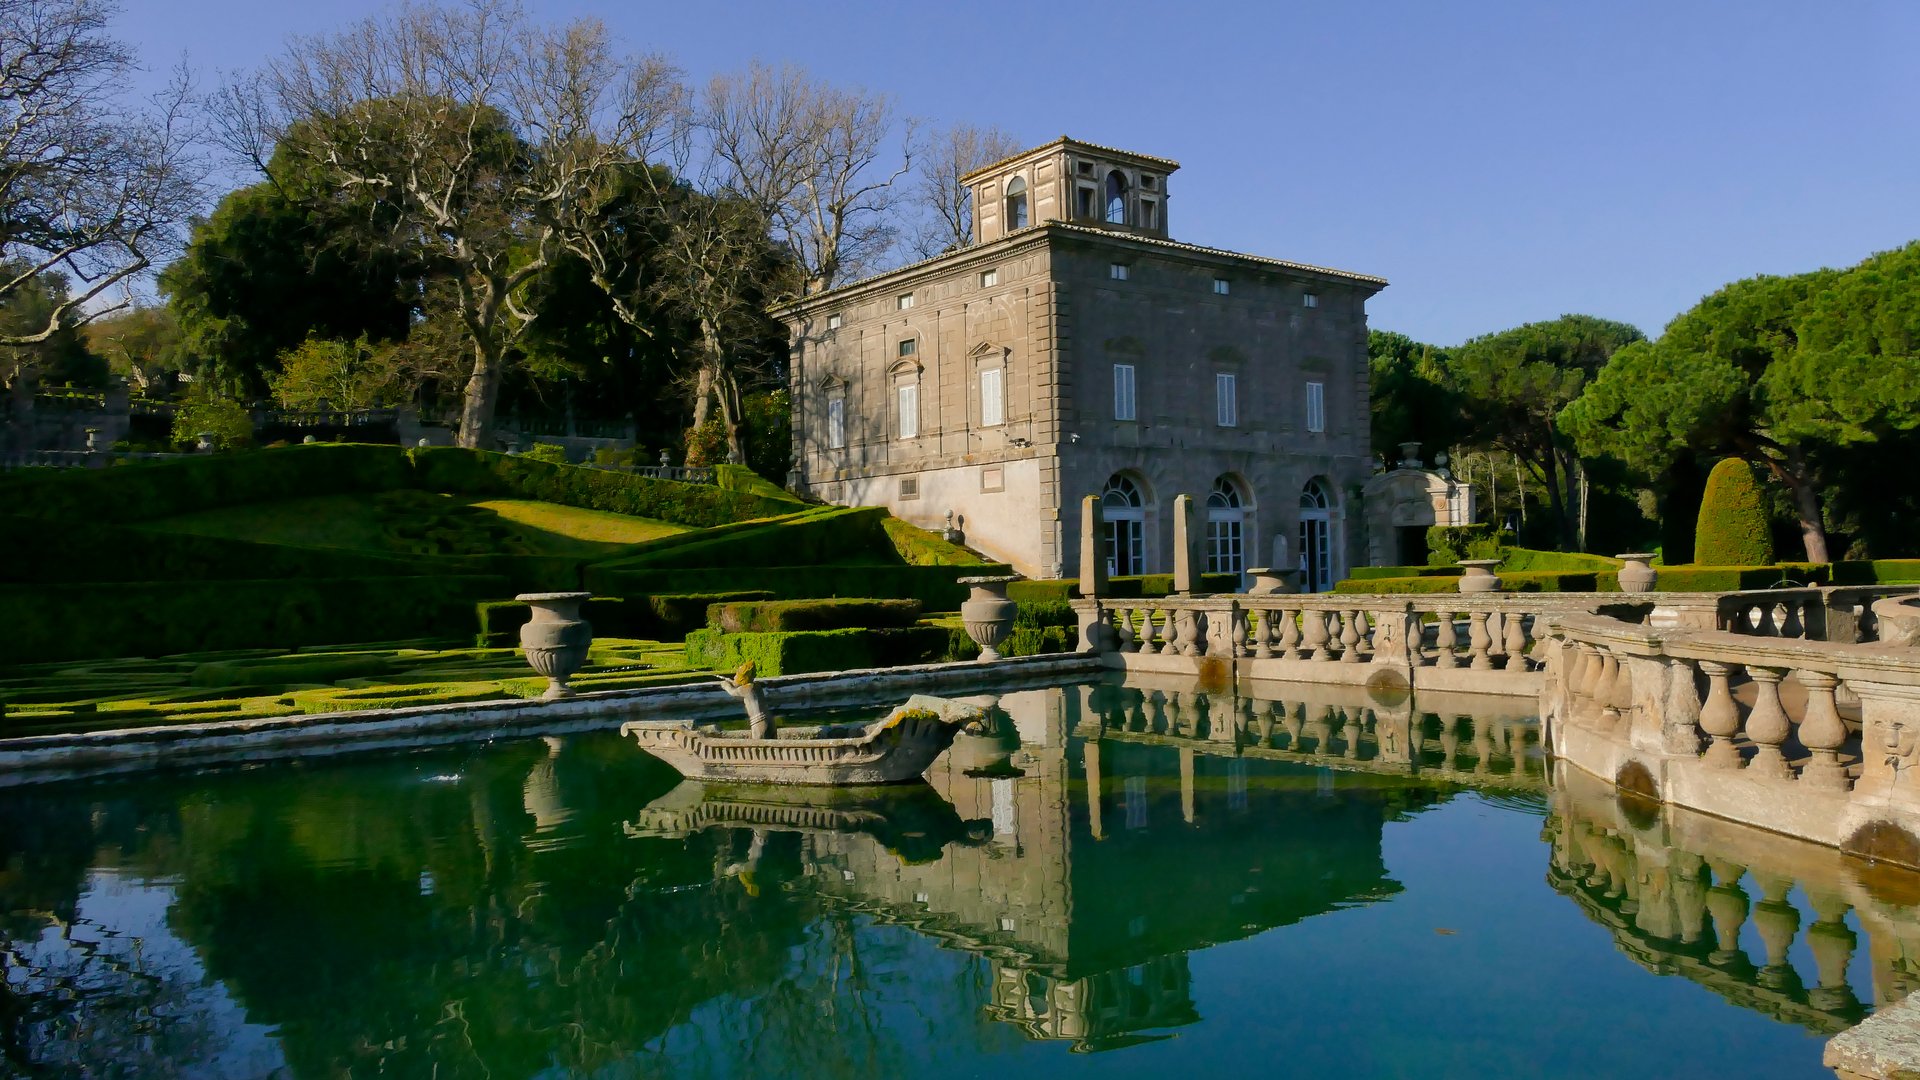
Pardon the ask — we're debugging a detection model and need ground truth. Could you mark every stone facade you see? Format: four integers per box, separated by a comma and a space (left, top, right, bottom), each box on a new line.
781, 138, 1386, 586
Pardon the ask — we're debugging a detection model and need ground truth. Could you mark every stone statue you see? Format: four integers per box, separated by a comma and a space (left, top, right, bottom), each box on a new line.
719, 661, 773, 738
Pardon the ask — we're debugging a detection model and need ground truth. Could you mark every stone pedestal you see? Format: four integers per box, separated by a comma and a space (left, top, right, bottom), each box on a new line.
959, 575, 1022, 661
1173, 493, 1202, 595
516, 591, 593, 699
1246, 567, 1298, 595
1079, 495, 1108, 599
1616, 553, 1657, 593
1457, 559, 1502, 594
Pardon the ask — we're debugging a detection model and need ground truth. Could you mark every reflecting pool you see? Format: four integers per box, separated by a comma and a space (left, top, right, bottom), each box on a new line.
3, 679, 1915, 1078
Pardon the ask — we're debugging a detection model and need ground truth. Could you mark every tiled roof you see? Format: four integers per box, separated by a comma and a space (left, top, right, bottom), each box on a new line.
957, 136, 1182, 184
774, 222, 1387, 314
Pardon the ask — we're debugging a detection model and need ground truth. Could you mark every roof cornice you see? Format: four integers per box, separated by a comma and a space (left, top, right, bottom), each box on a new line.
775, 223, 1387, 317
958, 136, 1182, 184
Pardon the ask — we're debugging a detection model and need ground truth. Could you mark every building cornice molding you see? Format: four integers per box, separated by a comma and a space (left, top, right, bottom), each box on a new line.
958, 136, 1182, 183
777, 223, 1387, 319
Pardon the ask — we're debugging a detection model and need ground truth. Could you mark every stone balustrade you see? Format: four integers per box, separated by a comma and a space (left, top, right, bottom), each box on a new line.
1539, 600, 1920, 868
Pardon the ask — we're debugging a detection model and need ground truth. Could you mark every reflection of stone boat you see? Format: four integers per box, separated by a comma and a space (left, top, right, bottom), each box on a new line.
624, 780, 989, 863
619, 694, 982, 785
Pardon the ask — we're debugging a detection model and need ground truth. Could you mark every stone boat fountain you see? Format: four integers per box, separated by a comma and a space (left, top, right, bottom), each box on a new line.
621, 664, 986, 785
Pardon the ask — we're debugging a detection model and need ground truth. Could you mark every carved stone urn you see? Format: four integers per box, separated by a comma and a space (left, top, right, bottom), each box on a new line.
516, 592, 593, 699
1615, 553, 1657, 593
1245, 566, 1299, 596
959, 575, 1022, 661
1457, 559, 1502, 594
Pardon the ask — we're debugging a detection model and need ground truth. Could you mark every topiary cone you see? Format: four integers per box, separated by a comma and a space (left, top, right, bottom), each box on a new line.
1693, 458, 1775, 566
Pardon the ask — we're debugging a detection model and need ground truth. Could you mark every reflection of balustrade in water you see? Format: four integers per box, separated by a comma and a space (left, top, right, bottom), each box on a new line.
1081, 678, 1545, 790
1548, 767, 1920, 1035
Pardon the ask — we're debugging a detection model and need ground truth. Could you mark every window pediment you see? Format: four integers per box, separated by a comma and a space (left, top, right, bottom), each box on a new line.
886, 357, 923, 378
818, 373, 850, 393
969, 341, 1009, 365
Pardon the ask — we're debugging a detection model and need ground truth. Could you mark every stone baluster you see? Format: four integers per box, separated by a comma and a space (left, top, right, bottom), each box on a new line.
1797, 669, 1850, 789
1145, 691, 1166, 734
1467, 611, 1494, 670
1780, 600, 1805, 640
1486, 610, 1507, 667
1305, 704, 1333, 755
1471, 716, 1495, 775
1698, 660, 1742, 768
1345, 708, 1368, 759
1338, 609, 1363, 663
1251, 608, 1273, 658
1751, 873, 1805, 992
1562, 643, 1589, 706
1256, 702, 1277, 747
1670, 852, 1710, 945
1434, 611, 1458, 668
1503, 611, 1530, 670
1160, 608, 1180, 656
1114, 608, 1138, 652
1704, 859, 1756, 974
1282, 702, 1305, 750
1591, 649, 1623, 730
1743, 665, 1792, 779
1363, 610, 1383, 654
1805, 891, 1861, 1013
1277, 607, 1302, 657
1303, 608, 1331, 661
1438, 715, 1461, 769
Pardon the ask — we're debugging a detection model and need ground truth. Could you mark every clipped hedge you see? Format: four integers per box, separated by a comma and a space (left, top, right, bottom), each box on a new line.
643, 590, 776, 639
586, 564, 1005, 612
1346, 565, 1464, 580
189, 653, 397, 688
2, 574, 509, 664
1499, 549, 1622, 573
1652, 563, 1830, 592
713, 463, 805, 505
0, 443, 795, 528
881, 516, 990, 566
998, 573, 1244, 604
706, 598, 923, 634
1336, 562, 1835, 594
595, 505, 895, 570
0, 515, 436, 585
1834, 560, 1920, 585
1694, 458, 1774, 566
685, 625, 959, 676
473, 596, 648, 648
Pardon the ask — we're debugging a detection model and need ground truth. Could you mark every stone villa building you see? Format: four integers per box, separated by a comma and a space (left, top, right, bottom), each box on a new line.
780, 137, 1387, 587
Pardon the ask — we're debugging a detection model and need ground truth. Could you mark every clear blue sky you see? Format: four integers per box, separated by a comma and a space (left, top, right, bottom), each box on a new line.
121, 0, 1920, 346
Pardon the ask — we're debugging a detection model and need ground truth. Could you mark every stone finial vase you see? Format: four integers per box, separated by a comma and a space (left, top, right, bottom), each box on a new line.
1246, 567, 1299, 596
517, 592, 594, 700
1457, 559, 1502, 594
1616, 553, 1657, 593
959, 575, 1022, 661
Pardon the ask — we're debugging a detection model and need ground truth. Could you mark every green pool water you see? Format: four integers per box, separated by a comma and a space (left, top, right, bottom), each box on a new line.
1, 681, 1911, 1078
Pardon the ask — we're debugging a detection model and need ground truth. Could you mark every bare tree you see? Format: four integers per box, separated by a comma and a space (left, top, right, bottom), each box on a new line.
0, 0, 202, 351
700, 61, 913, 296
904, 123, 1021, 259
217, 0, 678, 449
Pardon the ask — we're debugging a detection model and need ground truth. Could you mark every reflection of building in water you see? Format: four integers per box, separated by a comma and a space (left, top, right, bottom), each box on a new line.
1548, 766, 1920, 1034
794, 683, 1448, 1050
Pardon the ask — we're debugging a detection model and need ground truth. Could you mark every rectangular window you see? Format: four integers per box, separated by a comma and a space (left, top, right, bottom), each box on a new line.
1078, 161, 1095, 177
980, 367, 1004, 427
1113, 363, 1137, 421
1076, 186, 1097, 219
826, 313, 842, 330
897, 293, 914, 310
980, 269, 998, 287
1140, 175, 1157, 190
1139, 198, 1158, 229
827, 398, 846, 449
1306, 380, 1326, 432
897, 383, 918, 439
897, 339, 916, 358
1303, 292, 1319, 308
1216, 372, 1237, 427
898, 477, 919, 500
981, 465, 1005, 492
1109, 263, 1129, 281
1213, 277, 1230, 295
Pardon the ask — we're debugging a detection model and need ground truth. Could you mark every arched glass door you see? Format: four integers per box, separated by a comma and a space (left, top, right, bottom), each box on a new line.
1102, 474, 1146, 577
1298, 480, 1333, 591
1206, 476, 1248, 575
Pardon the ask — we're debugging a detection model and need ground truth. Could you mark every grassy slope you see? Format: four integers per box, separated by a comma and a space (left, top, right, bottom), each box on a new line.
143, 494, 688, 558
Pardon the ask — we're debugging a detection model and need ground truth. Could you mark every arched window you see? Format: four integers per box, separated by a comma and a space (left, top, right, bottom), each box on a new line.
1299, 479, 1334, 591
1206, 476, 1248, 575
1105, 170, 1128, 225
1102, 473, 1147, 576
1005, 176, 1029, 231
